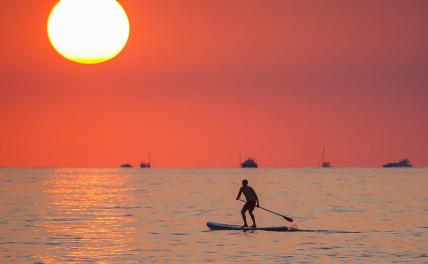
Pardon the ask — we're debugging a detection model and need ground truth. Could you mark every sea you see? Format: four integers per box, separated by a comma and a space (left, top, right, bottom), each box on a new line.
0, 168, 427, 263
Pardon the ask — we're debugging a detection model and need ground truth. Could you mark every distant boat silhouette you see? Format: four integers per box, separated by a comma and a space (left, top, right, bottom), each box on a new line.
140, 151, 151, 168
120, 163, 133, 168
241, 159, 258, 168
383, 159, 412, 168
140, 162, 151, 168
321, 146, 331, 168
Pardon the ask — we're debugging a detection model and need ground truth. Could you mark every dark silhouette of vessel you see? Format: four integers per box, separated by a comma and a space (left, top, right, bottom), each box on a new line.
120, 163, 133, 168
241, 159, 258, 168
322, 161, 331, 168
321, 146, 331, 168
140, 151, 151, 168
140, 162, 151, 168
383, 159, 412, 168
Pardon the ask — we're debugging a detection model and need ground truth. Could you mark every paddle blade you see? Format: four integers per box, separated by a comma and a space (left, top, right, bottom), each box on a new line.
284, 216, 294, 222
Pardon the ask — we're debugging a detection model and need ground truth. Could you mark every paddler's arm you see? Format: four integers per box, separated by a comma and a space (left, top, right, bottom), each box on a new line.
236, 187, 243, 200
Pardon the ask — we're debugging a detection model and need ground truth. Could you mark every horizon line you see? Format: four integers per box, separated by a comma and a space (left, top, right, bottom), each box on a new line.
0, 166, 426, 169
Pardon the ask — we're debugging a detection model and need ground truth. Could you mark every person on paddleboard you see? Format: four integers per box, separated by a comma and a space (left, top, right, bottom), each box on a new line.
236, 179, 259, 228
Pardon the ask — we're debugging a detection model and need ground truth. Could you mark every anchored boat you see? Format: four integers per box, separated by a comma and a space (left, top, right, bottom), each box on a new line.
383, 159, 412, 168
321, 146, 331, 168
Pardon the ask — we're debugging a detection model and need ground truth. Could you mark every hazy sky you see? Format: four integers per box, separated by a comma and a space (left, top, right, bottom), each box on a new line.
1, 0, 427, 167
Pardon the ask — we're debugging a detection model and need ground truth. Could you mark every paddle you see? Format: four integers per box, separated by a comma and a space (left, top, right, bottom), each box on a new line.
239, 199, 294, 222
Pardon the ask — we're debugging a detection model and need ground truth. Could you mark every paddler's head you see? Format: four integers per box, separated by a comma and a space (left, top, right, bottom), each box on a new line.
242, 179, 248, 186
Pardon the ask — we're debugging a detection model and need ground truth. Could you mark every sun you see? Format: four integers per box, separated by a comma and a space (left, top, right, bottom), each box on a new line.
47, 0, 130, 64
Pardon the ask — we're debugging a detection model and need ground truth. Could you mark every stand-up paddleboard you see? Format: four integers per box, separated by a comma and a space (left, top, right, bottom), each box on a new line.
207, 222, 289, 231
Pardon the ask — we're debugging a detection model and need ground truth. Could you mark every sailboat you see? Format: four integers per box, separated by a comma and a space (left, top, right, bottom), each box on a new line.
321, 146, 331, 168
140, 151, 151, 168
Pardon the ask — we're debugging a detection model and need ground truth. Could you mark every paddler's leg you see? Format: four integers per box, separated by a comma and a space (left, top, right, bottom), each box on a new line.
241, 206, 248, 228
249, 209, 256, 228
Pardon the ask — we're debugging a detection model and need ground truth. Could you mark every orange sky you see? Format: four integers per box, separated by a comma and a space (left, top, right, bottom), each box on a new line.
1, 0, 427, 168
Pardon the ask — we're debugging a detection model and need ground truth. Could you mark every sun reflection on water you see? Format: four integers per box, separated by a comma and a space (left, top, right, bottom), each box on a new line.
37, 169, 138, 263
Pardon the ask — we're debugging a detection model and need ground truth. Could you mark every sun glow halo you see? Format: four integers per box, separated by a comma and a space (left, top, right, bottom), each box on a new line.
47, 0, 130, 64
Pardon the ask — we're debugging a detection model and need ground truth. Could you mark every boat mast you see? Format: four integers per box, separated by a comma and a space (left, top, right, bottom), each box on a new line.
321, 145, 325, 167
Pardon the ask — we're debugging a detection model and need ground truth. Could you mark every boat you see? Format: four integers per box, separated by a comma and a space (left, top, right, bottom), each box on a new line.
322, 161, 331, 168
241, 159, 258, 168
321, 146, 331, 168
140, 162, 151, 168
120, 163, 133, 168
383, 159, 412, 168
207, 222, 289, 232
140, 151, 151, 168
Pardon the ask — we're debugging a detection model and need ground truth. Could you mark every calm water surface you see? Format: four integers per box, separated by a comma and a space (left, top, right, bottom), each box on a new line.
0, 168, 427, 263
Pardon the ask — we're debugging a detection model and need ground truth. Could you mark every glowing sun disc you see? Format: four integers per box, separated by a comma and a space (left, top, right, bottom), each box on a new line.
47, 0, 130, 64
